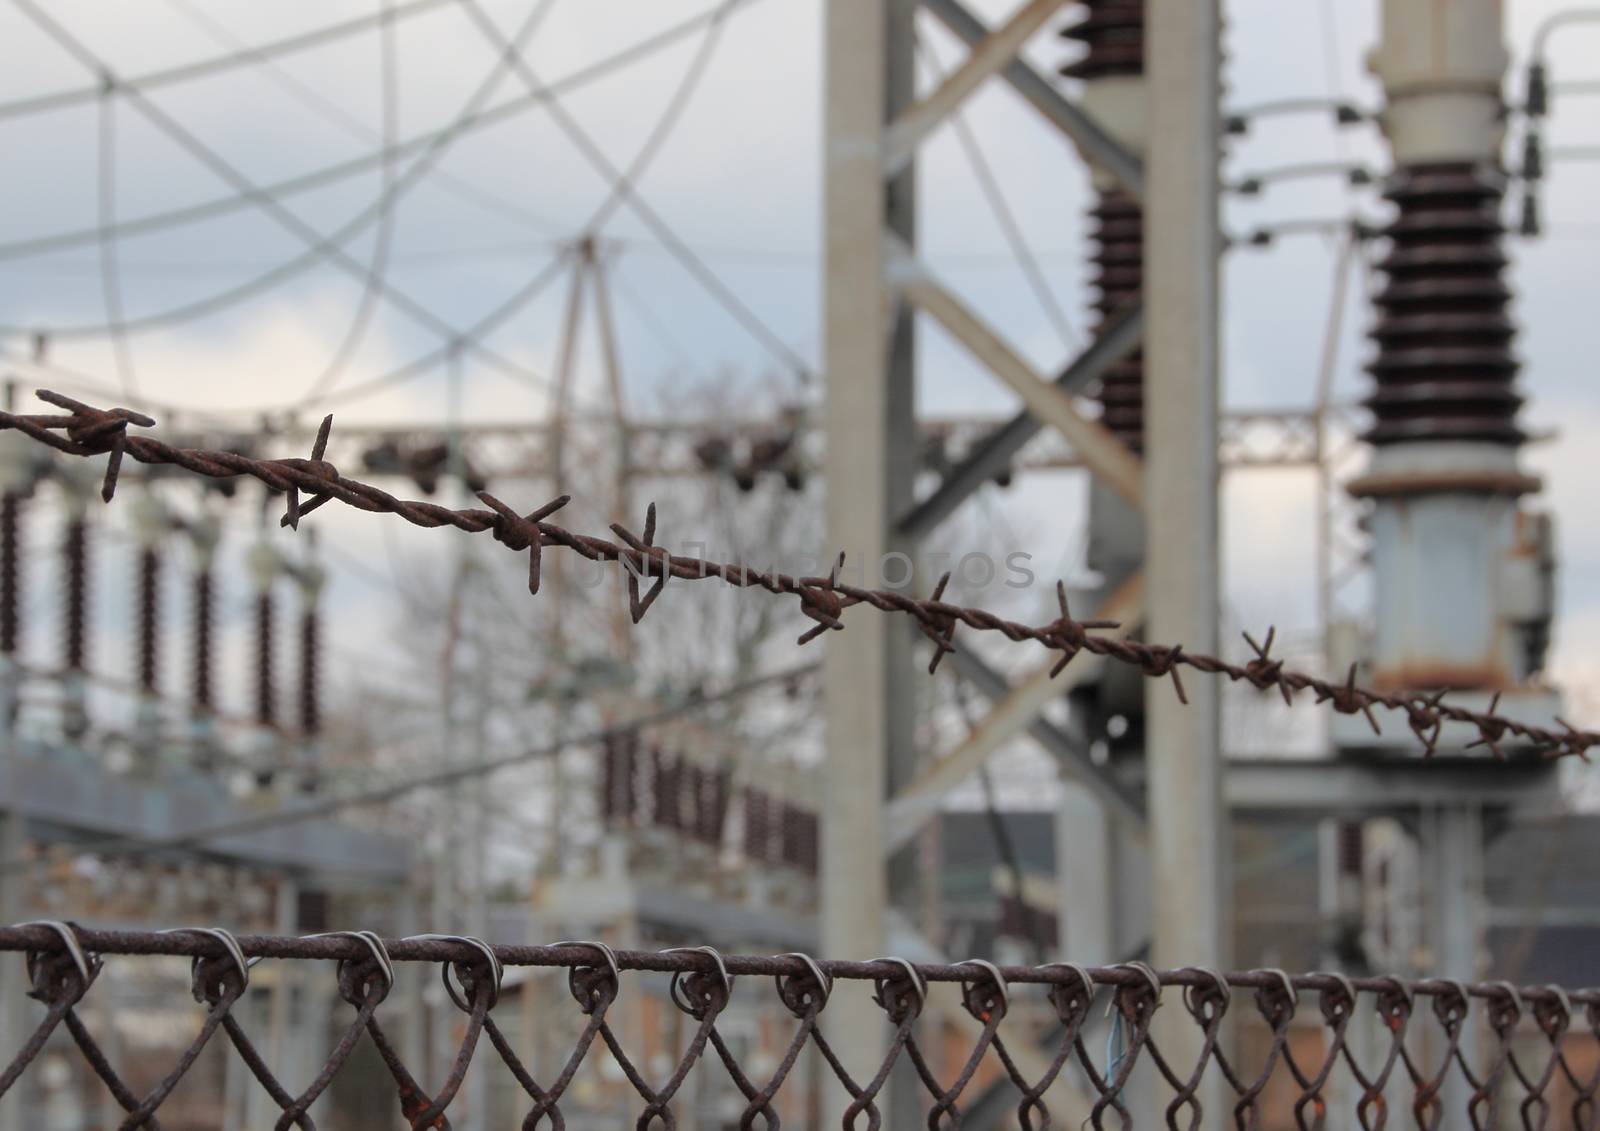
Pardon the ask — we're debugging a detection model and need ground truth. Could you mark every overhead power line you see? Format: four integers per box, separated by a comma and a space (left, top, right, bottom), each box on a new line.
0, 0, 453, 121
0, 0, 745, 265
4, 0, 557, 398
159, 0, 563, 235
452, 0, 816, 383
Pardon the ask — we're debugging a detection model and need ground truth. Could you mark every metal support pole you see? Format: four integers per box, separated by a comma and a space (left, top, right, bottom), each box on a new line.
822, 0, 917, 1117
1143, 0, 1226, 1112
1428, 802, 1484, 1116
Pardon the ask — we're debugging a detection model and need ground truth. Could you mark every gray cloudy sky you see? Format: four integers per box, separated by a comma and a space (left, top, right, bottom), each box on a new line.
0, 0, 1596, 748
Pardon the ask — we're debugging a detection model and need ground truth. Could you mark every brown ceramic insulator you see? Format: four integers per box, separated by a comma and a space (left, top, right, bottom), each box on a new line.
192, 569, 213, 714
63, 517, 87, 673
705, 766, 731, 848
0, 493, 19, 658
743, 788, 770, 864
137, 547, 159, 695
651, 747, 679, 831
1058, 0, 1144, 81
298, 608, 320, 737
1366, 164, 1524, 446
254, 590, 275, 728
1087, 190, 1145, 453
599, 735, 620, 821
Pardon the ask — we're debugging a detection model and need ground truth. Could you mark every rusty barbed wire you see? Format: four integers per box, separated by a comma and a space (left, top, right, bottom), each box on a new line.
1, 922, 1597, 1130
1, 388, 1593, 763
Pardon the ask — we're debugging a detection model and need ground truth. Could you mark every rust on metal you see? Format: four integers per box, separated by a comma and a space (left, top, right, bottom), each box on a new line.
0, 389, 1593, 761
0, 923, 1596, 1130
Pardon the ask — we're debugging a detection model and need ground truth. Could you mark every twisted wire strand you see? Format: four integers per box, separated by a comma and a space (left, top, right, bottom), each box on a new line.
1, 388, 1592, 763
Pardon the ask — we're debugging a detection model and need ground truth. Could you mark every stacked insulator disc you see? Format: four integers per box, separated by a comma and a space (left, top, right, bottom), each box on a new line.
1, 494, 19, 658
1367, 164, 1523, 446
1087, 191, 1146, 452
138, 548, 159, 694
1057, 0, 1144, 81
1061, 1, 1146, 454
254, 591, 275, 728
64, 518, 87, 673
298, 608, 319, 737
192, 569, 213, 714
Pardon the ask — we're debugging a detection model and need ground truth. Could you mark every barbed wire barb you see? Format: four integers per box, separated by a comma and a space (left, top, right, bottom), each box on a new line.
3, 388, 1595, 762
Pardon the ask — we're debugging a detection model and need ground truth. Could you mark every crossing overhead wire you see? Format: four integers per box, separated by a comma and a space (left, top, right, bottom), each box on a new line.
2, 389, 1595, 764
5, 0, 552, 399
452, 0, 816, 384
94, 87, 136, 399
291, 0, 406, 408
0, 0, 452, 122
914, 29, 1079, 353
158, 0, 563, 235
299, 0, 733, 413
0, 0, 748, 265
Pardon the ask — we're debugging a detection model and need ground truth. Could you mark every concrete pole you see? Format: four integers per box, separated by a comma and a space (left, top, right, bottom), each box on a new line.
822, 0, 917, 1120
1143, 0, 1226, 1113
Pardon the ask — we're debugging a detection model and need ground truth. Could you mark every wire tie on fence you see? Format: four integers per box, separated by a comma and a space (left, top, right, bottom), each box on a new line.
1429, 978, 1470, 1030
663, 945, 733, 1017
1253, 967, 1299, 1022
158, 926, 252, 998
1180, 966, 1231, 1022
554, 939, 621, 1014
958, 958, 1009, 1022
870, 955, 927, 1023
1039, 962, 1097, 1025
403, 934, 502, 1012
773, 951, 832, 1016
12, 919, 96, 989
303, 930, 395, 996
